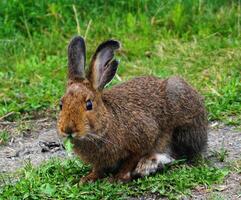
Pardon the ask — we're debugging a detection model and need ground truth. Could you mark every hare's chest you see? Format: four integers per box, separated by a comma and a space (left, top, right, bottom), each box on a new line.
73, 139, 126, 168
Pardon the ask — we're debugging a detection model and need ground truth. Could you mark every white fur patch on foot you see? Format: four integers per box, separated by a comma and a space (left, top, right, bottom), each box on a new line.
133, 153, 175, 177
156, 153, 174, 165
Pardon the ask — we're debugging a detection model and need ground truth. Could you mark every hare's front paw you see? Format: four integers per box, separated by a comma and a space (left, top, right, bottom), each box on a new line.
79, 170, 103, 184
109, 171, 132, 183
79, 175, 95, 184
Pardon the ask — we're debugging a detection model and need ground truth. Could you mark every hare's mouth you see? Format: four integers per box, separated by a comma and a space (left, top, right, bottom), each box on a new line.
59, 131, 82, 139
67, 131, 93, 139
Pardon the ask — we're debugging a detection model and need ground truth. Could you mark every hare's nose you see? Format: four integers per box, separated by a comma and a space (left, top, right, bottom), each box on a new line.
64, 126, 74, 135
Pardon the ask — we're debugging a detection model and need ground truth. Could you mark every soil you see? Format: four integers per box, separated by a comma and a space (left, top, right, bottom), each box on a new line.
0, 119, 240, 199
0, 118, 67, 173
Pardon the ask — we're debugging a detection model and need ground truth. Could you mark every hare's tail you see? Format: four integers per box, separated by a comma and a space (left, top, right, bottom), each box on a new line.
171, 113, 208, 160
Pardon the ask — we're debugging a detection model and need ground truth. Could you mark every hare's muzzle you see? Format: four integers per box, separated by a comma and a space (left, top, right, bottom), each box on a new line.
62, 125, 80, 138
64, 126, 74, 135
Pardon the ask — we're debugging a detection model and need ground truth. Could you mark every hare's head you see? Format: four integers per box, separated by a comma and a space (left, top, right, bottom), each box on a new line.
57, 36, 120, 139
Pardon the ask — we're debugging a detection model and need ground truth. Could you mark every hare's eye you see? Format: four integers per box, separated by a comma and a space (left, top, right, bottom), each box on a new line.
86, 100, 93, 111
59, 101, 63, 110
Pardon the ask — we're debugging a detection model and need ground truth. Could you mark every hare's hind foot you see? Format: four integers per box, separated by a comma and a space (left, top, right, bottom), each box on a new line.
133, 153, 175, 177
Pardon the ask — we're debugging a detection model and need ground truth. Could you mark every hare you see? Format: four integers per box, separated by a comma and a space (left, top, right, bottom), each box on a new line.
57, 36, 208, 183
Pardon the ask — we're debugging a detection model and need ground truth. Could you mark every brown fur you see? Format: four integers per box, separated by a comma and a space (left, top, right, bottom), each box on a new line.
57, 36, 208, 182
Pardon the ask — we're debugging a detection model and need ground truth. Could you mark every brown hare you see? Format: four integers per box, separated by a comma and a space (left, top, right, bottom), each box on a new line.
57, 36, 208, 183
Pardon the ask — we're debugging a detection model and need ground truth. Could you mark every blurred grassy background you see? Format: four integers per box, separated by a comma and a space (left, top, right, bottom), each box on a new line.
0, 0, 240, 124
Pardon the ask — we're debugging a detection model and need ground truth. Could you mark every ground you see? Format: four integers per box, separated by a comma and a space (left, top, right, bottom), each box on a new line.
0, 118, 240, 199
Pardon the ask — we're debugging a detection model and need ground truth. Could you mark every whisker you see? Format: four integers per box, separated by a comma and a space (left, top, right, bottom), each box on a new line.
87, 133, 121, 149
86, 135, 100, 148
82, 121, 122, 150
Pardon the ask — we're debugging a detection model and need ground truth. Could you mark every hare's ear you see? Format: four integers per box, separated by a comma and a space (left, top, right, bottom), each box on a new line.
87, 40, 120, 90
68, 36, 86, 80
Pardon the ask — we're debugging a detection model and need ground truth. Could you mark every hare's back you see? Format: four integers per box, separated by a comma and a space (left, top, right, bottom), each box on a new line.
102, 76, 167, 119
103, 75, 206, 123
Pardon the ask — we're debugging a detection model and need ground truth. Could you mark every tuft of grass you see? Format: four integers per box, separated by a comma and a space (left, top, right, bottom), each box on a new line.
0, 158, 229, 200
0, 131, 10, 145
212, 147, 229, 162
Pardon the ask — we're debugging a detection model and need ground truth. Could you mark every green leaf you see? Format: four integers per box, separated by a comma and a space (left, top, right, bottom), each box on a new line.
40, 183, 56, 196
63, 137, 74, 152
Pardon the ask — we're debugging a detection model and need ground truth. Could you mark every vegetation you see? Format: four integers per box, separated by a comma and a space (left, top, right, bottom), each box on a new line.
0, 158, 229, 199
0, 0, 240, 124
0, 131, 9, 145
0, 0, 240, 199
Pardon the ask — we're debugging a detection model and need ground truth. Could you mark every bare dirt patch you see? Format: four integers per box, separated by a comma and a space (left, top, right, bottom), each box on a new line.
0, 118, 66, 173
190, 122, 241, 200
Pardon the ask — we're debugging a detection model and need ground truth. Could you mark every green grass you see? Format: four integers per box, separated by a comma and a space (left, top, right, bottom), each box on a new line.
0, 131, 10, 145
212, 147, 229, 162
0, 0, 240, 124
0, 158, 229, 200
